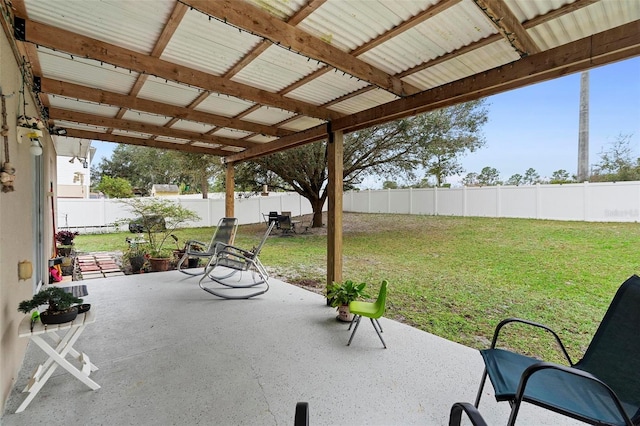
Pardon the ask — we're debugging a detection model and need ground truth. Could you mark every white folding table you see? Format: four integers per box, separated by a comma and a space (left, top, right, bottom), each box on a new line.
16, 309, 100, 413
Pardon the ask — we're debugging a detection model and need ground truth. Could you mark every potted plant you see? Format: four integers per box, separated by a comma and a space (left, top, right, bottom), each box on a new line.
170, 234, 202, 268
118, 198, 200, 272
123, 238, 149, 274
55, 230, 78, 246
18, 286, 83, 325
327, 279, 370, 322
55, 230, 79, 256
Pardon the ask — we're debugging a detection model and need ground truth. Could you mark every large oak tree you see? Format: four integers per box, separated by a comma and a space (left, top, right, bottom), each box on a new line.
236, 100, 488, 227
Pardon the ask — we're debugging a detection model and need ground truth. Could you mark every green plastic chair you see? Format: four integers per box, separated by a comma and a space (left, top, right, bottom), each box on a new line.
347, 280, 388, 348
475, 274, 640, 425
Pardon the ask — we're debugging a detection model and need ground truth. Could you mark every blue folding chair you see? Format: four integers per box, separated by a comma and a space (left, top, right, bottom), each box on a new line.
475, 275, 640, 425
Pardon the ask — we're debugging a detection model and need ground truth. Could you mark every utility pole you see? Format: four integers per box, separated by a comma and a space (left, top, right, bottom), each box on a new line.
577, 71, 590, 182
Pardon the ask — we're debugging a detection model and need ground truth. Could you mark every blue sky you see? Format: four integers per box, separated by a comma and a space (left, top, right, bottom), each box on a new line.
91, 57, 640, 186
456, 57, 640, 183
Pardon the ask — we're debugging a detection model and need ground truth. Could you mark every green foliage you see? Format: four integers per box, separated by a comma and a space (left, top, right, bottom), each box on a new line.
235, 100, 488, 226
462, 172, 479, 186
523, 168, 541, 185
415, 101, 489, 186
118, 198, 200, 258
91, 145, 222, 197
505, 173, 523, 186
549, 169, 574, 184
95, 175, 134, 198
18, 287, 83, 314
382, 180, 398, 189
327, 279, 370, 307
477, 166, 501, 186
590, 134, 640, 182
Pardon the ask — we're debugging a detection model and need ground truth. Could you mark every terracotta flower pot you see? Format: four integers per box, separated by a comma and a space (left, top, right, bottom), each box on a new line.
149, 257, 170, 272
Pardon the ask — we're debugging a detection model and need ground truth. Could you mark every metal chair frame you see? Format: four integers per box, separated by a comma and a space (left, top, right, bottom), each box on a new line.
176, 217, 238, 276
198, 221, 275, 299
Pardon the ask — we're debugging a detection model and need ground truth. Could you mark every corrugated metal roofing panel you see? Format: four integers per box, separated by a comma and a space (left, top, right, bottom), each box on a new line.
359, 0, 498, 75
195, 94, 255, 117
162, 8, 262, 76
508, 0, 572, 21
529, 0, 640, 50
170, 120, 216, 134
112, 130, 154, 139
212, 128, 253, 139
242, 107, 296, 126
121, 110, 172, 127
296, 0, 437, 52
245, 0, 307, 21
403, 40, 518, 90
191, 141, 221, 149
329, 89, 399, 115
287, 71, 371, 106
232, 45, 325, 92
37, 48, 138, 94
138, 76, 204, 107
154, 136, 191, 144
280, 117, 326, 132
24, 0, 174, 54
246, 134, 278, 143
48, 96, 120, 117
52, 121, 109, 133
220, 146, 245, 153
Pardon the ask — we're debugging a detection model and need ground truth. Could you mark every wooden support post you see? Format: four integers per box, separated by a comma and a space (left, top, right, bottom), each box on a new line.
327, 125, 343, 302
225, 162, 235, 218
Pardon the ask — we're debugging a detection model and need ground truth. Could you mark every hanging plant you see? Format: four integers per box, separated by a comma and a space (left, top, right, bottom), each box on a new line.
55, 230, 79, 245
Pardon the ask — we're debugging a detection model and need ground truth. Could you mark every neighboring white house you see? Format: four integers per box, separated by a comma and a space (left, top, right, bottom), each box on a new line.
56, 137, 96, 199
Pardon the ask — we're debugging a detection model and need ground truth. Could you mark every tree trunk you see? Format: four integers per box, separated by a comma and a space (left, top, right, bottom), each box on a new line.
200, 174, 209, 199
311, 198, 324, 227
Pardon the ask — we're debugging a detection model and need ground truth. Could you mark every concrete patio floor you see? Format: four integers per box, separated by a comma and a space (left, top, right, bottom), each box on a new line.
2, 271, 581, 425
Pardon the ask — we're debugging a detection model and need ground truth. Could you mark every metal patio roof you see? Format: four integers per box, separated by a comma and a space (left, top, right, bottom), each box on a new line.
3, 0, 639, 163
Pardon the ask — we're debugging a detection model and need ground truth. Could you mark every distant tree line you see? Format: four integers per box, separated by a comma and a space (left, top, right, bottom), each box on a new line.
457, 133, 637, 187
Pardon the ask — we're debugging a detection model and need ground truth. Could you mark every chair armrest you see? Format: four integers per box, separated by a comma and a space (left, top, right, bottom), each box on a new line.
449, 402, 488, 426
510, 362, 634, 426
491, 318, 573, 365
183, 240, 208, 254
217, 245, 255, 259
185, 240, 206, 248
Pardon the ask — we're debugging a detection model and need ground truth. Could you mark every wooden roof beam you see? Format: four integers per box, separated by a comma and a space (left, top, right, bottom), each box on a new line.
226, 21, 640, 163
16, 17, 343, 121
48, 107, 257, 149
473, 0, 540, 56
184, 0, 421, 97
40, 77, 293, 138
64, 128, 229, 156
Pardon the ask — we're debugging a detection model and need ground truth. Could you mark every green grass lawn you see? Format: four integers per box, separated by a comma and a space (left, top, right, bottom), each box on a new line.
74, 213, 640, 362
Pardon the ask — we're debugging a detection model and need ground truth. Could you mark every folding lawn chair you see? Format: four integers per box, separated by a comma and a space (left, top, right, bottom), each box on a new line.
198, 221, 275, 299
176, 217, 238, 276
474, 274, 640, 425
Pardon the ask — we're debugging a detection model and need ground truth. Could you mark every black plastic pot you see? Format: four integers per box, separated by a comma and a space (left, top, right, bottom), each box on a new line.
40, 307, 78, 325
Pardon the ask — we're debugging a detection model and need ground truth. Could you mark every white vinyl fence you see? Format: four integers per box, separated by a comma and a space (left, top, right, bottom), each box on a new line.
58, 181, 640, 233
57, 192, 319, 233
344, 181, 640, 222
